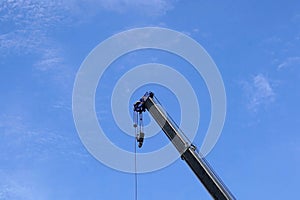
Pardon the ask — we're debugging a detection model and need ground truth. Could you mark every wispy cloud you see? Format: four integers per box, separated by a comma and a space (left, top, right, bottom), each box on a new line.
0, 170, 46, 200
0, 0, 70, 70
0, 113, 88, 165
0, 0, 175, 69
0, 0, 68, 47
0, 176, 34, 200
242, 74, 276, 112
65, 0, 175, 16
277, 56, 300, 70
33, 48, 65, 71
98, 0, 174, 15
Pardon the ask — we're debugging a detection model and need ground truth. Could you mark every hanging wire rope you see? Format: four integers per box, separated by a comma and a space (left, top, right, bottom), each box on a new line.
133, 111, 138, 200
134, 134, 138, 200
133, 99, 147, 200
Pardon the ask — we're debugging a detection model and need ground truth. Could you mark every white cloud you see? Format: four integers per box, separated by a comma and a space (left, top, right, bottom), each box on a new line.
0, 170, 45, 200
34, 48, 65, 71
64, 0, 174, 16
0, 114, 88, 164
277, 56, 300, 70
242, 74, 275, 111
0, 0, 175, 69
101, 0, 174, 15
0, 30, 44, 55
0, 0, 69, 69
0, 179, 34, 200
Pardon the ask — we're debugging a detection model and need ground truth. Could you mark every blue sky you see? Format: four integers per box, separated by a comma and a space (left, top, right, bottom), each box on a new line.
1, 0, 300, 199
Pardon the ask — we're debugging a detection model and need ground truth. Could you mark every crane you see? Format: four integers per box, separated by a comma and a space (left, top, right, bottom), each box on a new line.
133, 91, 235, 200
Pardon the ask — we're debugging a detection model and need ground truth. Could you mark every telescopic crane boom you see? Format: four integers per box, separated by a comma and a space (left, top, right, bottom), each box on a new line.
133, 92, 235, 200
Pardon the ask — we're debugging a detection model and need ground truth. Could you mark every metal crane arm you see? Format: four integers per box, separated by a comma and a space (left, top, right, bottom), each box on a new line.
135, 92, 235, 200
